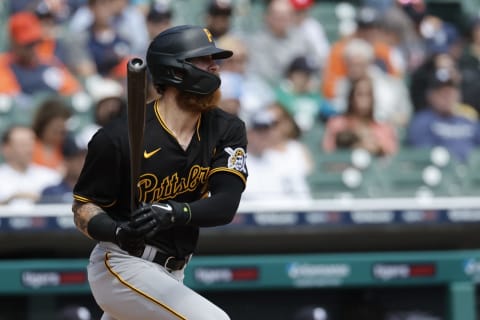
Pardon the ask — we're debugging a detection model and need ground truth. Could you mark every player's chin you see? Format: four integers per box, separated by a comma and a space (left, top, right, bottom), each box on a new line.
177, 89, 221, 113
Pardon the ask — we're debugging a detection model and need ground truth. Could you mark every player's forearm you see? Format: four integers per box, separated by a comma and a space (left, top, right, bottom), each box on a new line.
188, 191, 240, 227
187, 173, 244, 227
72, 200, 107, 239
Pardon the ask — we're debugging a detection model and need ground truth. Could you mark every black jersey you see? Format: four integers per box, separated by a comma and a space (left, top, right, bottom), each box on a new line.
73, 100, 248, 256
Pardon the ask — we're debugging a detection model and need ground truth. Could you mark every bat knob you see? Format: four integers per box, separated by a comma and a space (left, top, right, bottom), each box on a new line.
128, 58, 146, 72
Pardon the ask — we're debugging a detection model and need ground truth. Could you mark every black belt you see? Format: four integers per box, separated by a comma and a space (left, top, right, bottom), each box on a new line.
152, 252, 188, 271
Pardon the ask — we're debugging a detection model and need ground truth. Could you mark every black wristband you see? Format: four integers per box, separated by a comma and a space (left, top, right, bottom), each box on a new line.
87, 212, 118, 242
167, 200, 192, 225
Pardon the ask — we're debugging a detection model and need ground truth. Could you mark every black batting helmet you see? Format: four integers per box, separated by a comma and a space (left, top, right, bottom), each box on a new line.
146, 25, 233, 95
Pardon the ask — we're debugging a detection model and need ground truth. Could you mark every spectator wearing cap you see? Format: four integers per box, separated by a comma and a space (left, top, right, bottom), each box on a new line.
321, 6, 404, 101
39, 135, 87, 203
241, 106, 312, 201
266, 102, 313, 195
0, 11, 81, 97
275, 55, 336, 132
409, 52, 462, 112
289, 0, 330, 69
205, 0, 234, 40
0, 125, 61, 205
406, 70, 480, 163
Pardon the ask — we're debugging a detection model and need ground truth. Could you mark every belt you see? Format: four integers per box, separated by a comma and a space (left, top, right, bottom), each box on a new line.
141, 245, 189, 271
153, 253, 188, 271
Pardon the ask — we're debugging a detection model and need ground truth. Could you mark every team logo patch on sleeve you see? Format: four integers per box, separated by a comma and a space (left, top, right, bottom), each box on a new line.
225, 147, 247, 174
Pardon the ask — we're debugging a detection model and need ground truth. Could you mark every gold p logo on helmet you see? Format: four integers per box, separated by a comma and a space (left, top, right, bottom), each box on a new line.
203, 28, 213, 42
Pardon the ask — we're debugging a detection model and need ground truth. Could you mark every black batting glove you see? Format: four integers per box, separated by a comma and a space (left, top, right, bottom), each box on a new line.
116, 206, 157, 256
130, 201, 192, 231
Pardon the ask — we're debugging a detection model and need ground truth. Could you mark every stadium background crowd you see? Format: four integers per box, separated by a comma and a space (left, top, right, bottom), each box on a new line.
1, 1, 480, 319
0, 0, 480, 206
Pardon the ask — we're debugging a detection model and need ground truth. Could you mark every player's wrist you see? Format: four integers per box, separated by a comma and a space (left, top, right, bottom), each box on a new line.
87, 212, 118, 243
167, 200, 192, 225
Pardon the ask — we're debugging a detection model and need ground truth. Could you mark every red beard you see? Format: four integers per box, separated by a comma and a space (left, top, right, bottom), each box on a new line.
176, 89, 221, 113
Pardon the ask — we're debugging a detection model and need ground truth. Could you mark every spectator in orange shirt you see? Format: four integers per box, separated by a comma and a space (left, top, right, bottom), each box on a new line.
323, 76, 398, 157
0, 11, 80, 98
322, 6, 404, 100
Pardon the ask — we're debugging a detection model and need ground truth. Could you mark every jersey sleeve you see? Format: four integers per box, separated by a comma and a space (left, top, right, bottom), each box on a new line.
209, 119, 248, 187
73, 129, 122, 207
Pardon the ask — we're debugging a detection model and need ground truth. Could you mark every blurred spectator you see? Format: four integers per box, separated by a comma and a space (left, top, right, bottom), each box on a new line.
219, 72, 243, 116
267, 102, 314, 180
217, 35, 275, 118
332, 38, 412, 128
242, 109, 280, 201
409, 52, 461, 111
242, 107, 311, 201
289, 0, 330, 69
0, 11, 81, 97
246, 0, 317, 86
39, 135, 86, 203
323, 76, 398, 156
321, 6, 404, 100
72, 0, 132, 79
381, 1, 426, 73
420, 16, 463, 60
69, 0, 148, 57
34, 1, 69, 62
8, 0, 75, 19
275, 55, 336, 132
0, 125, 61, 205
205, 0, 234, 40
459, 16, 480, 113
145, 0, 173, 41
76, 77, 126, 148
406, 70, 480, 163
31, 98, 73, 173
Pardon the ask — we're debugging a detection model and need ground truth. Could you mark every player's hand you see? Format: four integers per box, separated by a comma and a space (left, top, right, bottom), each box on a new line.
116, 206, 157, 256
130, 201, 191, 232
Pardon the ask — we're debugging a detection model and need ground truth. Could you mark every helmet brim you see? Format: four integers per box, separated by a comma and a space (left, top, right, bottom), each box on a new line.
211, 48, 233, 60
186, 46, 233, 60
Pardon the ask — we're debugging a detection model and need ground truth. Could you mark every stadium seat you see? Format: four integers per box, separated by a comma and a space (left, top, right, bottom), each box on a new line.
376, 147, 463, 197
307, 148, 382, 198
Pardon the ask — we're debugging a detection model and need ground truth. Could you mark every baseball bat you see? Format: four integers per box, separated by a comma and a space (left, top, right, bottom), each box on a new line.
127, 57, 147, 212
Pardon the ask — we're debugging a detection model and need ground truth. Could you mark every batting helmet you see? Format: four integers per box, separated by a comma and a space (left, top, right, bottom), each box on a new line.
146, 25, 233, 95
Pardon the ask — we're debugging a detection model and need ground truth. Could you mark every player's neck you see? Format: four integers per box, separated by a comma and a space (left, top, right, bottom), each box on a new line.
156, 95, 200, 144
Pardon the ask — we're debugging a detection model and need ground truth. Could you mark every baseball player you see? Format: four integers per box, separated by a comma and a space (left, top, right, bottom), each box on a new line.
72, 25, 248, 320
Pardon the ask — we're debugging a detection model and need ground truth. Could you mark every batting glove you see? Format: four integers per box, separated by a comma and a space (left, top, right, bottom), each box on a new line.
130, 201, 192, 232
116, 206, 157, 256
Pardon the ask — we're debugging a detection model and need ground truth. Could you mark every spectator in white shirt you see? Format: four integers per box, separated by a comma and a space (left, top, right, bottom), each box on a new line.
0, 126, 61, 205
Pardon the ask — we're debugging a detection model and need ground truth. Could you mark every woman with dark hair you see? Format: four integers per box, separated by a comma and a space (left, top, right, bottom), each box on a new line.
322, 76, 398, 156
31, 98, 72, 173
